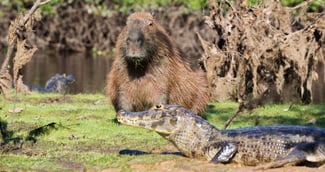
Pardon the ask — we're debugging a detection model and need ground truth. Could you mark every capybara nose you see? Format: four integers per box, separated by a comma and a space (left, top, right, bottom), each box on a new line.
127, 31, 144, 45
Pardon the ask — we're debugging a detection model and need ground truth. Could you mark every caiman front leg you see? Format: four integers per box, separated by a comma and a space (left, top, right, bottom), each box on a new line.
256, 142, 325, 170
204, 142, 237, 163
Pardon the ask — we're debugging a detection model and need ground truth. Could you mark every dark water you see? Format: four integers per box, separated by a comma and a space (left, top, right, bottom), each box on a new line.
21, 50, 113, 94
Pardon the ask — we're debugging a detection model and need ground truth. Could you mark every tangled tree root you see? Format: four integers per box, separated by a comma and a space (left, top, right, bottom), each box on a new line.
200, 0, 325, 104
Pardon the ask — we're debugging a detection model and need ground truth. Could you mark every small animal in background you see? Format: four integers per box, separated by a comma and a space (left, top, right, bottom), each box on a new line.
106, 11, 209, 115
28, 73, 75, 94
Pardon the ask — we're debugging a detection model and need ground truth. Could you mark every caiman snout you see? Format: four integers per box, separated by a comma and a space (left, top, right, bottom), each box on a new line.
116, 109, 126, 121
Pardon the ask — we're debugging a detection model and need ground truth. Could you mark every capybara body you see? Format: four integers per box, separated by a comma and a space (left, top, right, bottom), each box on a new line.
106, 12, 209, 115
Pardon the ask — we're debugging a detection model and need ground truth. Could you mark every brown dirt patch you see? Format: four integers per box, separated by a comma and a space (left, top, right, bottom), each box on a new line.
59, 161, 85, 171
110, 157, 324, 172
40, 96, 72, 104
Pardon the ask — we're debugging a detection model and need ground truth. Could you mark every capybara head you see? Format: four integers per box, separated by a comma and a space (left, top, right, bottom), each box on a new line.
107, 11, 209, 115
119, 12, 174, 66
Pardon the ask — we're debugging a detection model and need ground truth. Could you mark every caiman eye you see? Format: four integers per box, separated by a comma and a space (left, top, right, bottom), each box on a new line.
155, 104, 162, 109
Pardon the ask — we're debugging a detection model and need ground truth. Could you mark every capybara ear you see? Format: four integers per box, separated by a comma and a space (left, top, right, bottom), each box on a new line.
129, 8, 135, 14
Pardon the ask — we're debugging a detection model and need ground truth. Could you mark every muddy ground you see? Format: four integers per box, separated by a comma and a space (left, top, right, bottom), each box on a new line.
105, 158, 324, 172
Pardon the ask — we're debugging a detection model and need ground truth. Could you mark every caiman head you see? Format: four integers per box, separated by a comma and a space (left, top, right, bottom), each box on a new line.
116, 104, 196, 136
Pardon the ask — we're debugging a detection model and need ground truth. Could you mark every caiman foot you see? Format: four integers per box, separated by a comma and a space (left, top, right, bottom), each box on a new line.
210, 142, 237, 163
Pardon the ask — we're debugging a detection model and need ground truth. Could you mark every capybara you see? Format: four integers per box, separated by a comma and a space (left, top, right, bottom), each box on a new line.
106, 11, 209, 115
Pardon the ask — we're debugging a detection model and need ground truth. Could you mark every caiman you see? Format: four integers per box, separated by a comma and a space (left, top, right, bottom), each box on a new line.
116, 104, 325, 169
26, 73, 75, 94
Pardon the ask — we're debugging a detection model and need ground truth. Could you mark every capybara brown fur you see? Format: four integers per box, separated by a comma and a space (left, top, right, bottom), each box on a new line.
106, 12, 209, 115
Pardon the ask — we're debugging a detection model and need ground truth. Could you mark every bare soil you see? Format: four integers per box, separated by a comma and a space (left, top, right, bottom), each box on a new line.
125, 160, 323, 172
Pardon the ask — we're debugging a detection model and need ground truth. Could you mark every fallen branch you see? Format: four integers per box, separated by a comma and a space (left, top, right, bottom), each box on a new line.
223, 102, 245, 129
290, 0, 314, 10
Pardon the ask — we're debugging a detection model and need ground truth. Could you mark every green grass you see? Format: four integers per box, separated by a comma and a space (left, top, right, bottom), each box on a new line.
0, 93, 324, 171
206, 102, 325, 129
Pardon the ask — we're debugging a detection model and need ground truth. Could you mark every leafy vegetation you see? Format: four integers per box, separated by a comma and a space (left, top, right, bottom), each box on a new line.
0, 93, 324, 171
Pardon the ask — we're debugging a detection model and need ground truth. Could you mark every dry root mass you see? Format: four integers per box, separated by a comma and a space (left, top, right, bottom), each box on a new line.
199, 0, 325, 104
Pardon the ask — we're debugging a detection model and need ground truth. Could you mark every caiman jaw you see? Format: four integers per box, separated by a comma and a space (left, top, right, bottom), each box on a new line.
116, 109, 151, 126
116, 105, 179, 135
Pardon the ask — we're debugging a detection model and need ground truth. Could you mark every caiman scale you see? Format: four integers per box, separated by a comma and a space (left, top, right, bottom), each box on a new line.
117, 104, 325, 169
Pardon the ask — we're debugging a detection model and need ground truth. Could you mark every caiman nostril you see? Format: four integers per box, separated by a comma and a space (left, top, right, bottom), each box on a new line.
155, 104, 162, 109
116, 109, 126, 119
